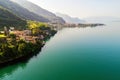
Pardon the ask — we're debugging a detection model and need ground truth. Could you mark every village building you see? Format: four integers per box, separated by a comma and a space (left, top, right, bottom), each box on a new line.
0, 26, 45, 44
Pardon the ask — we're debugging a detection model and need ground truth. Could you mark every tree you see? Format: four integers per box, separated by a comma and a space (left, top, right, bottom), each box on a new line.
9, 34, 16, 45
9, 34, 16, 39
18, 43, 26, 54
1, 43, 13, 57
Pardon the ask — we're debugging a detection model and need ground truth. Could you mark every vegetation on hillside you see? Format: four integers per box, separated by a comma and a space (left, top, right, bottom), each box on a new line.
0, 0, 49, 22
0, 40, 42, 63
27, 21, 57, 40
0, 0, 57, 65
11, 0, 65, 24
0, 21, 57, 65
0, 6, 27, 30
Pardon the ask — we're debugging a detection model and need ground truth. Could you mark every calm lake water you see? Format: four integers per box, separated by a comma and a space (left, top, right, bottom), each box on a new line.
0, 22, 120, 80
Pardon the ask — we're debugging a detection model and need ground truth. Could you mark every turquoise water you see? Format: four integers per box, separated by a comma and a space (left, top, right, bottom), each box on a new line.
0, 22, 120, 80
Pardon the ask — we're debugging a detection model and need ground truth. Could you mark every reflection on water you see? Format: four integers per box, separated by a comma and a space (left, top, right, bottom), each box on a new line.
0, 22, 120, 80
0, 63, 26, 79
0, 24, 100, 79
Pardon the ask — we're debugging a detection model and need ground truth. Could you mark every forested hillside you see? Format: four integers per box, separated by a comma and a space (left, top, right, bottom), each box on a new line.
0, 6, 27, 29
0, 0, 49, 22
11, 0, 65, 24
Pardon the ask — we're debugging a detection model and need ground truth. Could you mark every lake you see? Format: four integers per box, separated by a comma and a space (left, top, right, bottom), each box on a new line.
0, 22, 120, 80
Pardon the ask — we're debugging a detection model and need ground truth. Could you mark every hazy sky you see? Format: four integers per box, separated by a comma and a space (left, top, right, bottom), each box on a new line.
27, 0, 120, 18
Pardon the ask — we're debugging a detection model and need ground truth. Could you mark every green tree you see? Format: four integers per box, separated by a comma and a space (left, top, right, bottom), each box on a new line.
18, 43, 26, 54
1, 43, 13, 57
9, 34, 16, 45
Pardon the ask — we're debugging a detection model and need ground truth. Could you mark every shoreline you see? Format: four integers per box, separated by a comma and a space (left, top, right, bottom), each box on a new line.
0, 21, 57, 68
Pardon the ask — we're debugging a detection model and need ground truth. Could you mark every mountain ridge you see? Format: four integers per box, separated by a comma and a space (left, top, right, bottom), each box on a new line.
56, 13, 85, 24
0, 0, 50, 22
0, 5, 27, 29
10, 0, 65, 24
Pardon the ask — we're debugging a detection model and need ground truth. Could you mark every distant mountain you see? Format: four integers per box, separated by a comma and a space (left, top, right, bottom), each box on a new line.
84, 16, 120, 23
0, 0, 49, 22
0, 6, 27, 29
56, 13, 85, 24
11, 0, 65, 24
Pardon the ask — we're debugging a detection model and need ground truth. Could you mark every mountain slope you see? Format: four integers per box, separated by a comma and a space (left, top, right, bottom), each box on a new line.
11, 0, 65, 24
0, 0, 49, 22
56, 13, 85, 24
0, 6, 27, 29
